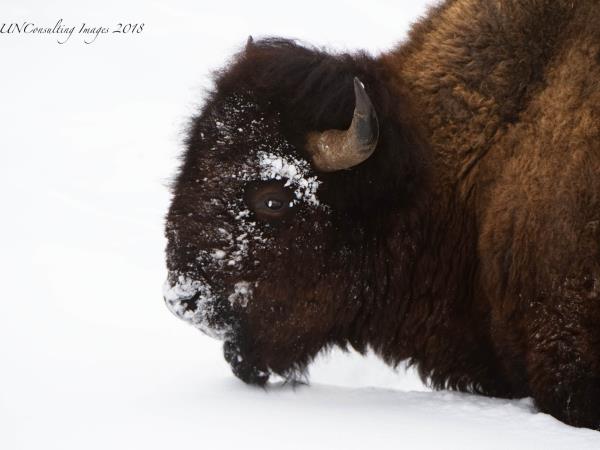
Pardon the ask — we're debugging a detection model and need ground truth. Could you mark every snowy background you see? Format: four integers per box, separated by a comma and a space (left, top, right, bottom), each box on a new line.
2, 0, 600, 448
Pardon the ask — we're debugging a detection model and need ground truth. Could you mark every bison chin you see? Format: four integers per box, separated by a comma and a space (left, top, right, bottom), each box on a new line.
223, 340, 270, 386
222, 332, 314, 386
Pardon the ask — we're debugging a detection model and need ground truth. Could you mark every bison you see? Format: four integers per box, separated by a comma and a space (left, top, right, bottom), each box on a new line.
164, 0, 600, 429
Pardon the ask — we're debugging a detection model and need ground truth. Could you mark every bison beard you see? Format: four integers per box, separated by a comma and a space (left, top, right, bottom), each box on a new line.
165, 0, 600, 430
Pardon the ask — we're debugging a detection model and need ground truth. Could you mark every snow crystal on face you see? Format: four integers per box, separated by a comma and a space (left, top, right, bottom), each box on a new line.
212, 249, 226, 260
214, 95, 323, 208
221, 212, 257, 267
257, 151, 321, 206
217, 227, 233, 241
235, 209, 251, 220
163, 274, 230, 340
228, 281, 254, 308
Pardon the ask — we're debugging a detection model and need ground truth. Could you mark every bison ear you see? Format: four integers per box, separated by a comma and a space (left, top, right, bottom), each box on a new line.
246, 35, 254, 50
304, 78, 379, 172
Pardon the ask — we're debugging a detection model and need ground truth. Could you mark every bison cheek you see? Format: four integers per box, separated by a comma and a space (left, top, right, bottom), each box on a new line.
236, 288, 336, 373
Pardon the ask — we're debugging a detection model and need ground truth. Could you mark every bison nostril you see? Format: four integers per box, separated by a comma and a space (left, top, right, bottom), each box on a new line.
181, 291, 201, 313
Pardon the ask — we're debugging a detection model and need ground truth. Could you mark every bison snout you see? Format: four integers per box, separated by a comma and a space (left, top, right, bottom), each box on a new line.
163, 274, 233, 340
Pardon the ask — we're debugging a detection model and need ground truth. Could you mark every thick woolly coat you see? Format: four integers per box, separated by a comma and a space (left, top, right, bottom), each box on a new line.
166, 0, 600, 428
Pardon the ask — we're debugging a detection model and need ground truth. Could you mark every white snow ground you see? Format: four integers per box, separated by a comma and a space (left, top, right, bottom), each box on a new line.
2, 0, 600, 448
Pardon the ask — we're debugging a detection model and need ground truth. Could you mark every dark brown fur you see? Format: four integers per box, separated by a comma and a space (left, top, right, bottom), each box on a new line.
165, 0, 600, 428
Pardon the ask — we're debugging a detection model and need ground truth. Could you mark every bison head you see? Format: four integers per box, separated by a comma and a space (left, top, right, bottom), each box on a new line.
163, 39, 424, 384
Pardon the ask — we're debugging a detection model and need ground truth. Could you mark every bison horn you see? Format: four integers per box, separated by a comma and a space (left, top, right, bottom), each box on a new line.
306, 77, 379, 172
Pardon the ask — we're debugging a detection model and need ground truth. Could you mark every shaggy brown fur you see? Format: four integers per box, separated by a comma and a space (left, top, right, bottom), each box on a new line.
165, 0, 600, 429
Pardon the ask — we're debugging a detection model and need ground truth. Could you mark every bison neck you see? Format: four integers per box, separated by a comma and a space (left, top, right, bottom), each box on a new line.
339, 192, 508, 394
340, 0, 577, 393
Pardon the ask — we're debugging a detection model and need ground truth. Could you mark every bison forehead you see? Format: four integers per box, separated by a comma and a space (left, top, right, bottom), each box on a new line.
205, 93, 322, 206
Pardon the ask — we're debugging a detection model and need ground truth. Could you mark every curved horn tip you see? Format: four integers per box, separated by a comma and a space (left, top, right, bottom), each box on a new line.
306, 76, 379, 172
352, 77, 376, 114
246, 35, 254, 50
353, 77, 366, 100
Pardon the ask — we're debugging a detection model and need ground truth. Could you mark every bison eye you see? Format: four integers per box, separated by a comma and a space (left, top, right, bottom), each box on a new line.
244, 181, 294, 221
266, 199, 283, 210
